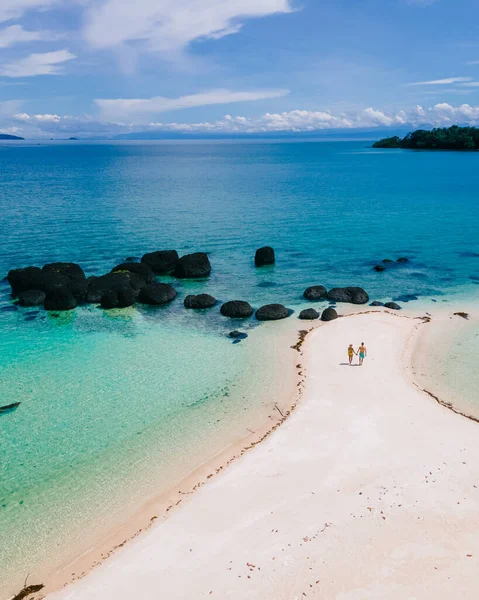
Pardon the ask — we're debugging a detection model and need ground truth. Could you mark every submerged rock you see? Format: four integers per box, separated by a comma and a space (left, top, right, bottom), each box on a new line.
382, 259, 394, 264
174, 253, 211, 278
373, 265, 386, 272
327, 287, 369, 305
255, 246, 275, 267
184, 294, 216, 309
138, 283, 177, 305
397, 257, 409, 263
44, 287, 77, 311
321, 307, 338, 321
255, 303, 290, 321
303, 285, 327, 301
17, 289, 46, 306
220, 300, 253, 319
299, 308, 320, 320
228, 330, 248, 339
384, 301, 401, 310
141, 250, 179, 274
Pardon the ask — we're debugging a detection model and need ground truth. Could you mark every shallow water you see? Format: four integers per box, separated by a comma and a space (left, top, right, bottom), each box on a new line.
1, 140, 479, 596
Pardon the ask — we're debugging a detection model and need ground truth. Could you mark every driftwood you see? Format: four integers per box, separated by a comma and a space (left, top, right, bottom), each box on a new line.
12, 584, 44, 600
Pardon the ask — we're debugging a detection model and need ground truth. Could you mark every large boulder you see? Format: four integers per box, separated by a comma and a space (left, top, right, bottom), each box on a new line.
220, 300, 253, 319
255, 246, 275, 267
327, 287, 369, 305
86, 272, 137, 303
303, 285, 327, 301
184, 294, 216, 309
111, 262, 155, 285
43, 262, 85, 281
321, 307, 338, 321
17, 289, 46, 307
141, 250, 179, 274
255, 304, 290, 321
42, 262, 87, 300
299, 308, 320, 320
100, 288, 135, 309
7, 267, 46, 295
173, 253, 211, 279
44, 287, 77, 311
138, 283, 177, 305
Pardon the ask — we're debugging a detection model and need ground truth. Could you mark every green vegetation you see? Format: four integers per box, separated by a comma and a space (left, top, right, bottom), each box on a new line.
373, 125, 479, 150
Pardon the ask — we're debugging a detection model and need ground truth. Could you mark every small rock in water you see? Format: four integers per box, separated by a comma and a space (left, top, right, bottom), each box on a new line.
255, 304, 291, 321
24, 315, 37, 321
327, 287, 369, 305
228, 330, 248, 339
220, 301, 253, 319
370, 301, 384, 307
255, 246, 275, 267
373, 265, 386, 272
382, 259, 394, 264
397, 257, 409, 263
299, 308, 320, 320
184, 294, 216, 309
384, 302, 401, 310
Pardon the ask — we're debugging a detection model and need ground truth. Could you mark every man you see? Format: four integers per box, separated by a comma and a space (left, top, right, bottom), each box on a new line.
358, 342, 367, 366
347, 344, 356, 365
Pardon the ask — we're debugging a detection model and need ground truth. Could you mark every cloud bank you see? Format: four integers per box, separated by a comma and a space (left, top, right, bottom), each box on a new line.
6, 103, 479, 138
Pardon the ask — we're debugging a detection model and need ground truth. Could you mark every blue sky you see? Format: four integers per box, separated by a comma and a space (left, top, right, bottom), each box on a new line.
1, 0, 479, 137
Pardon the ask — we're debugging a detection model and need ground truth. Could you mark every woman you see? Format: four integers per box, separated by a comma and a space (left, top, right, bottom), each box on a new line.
358, 342, 367, 366
348, 344, 356, 365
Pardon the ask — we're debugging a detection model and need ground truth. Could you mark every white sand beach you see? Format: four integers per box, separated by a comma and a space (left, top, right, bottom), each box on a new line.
46, 310, 479, 600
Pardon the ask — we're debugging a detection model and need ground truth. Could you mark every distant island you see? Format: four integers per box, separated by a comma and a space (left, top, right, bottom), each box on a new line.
0, 133, 24, 140
373, 125, 479, 150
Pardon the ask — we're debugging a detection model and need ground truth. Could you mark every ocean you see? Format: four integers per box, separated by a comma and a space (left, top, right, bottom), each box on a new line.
1, 140, 479, 596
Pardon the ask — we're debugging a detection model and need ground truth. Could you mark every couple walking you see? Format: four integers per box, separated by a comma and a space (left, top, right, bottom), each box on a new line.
348, 343, 367, 366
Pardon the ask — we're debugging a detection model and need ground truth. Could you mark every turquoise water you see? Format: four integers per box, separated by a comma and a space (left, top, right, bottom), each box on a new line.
1, 140, 479, 596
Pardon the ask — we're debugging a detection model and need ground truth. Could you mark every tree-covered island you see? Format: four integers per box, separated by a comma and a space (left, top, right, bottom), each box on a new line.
373, 125, 479, 150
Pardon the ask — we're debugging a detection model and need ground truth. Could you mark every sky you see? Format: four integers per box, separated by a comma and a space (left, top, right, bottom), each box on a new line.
1, 0, 479, 138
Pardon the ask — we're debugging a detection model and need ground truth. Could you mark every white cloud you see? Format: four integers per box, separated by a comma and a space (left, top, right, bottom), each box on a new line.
406, 77, 473, 86
9, 103, 479, 138
83, 0, 294, 53
459, 82, 479, 87
466, 60, 479, 65
0, 0, 61, 23
95, 88, 290, 119
0, 25, 41, 47
0, 49, 75, 77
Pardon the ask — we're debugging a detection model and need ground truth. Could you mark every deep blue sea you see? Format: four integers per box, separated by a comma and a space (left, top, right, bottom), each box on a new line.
1, 140, 479, 596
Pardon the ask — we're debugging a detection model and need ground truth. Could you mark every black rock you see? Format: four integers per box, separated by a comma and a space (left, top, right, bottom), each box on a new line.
299, 308, 320, 320
112, 262, 155, 285
138, 283, 177, 305
384, 301, 401, 310
370, 301, 384, 307
86, 272, 138, 303
43, 262, 85, 281
228, 330, 248, 339
184, 294, 216, 309
303, 286, 327, 301
24, 315, 37, 321
7, 266, 45, 295
100, 288, 135, 309
124, 256, 139, 262
17, 289, 46, 307
43, 262, 87, 299
382, 259, 394, 264
220, 300, 253, 319
321, 307, 338, 321
255, 304, 290, 321
397, 257, 409, 263
373, 265, 386, 272
141, 250, 179, 274
327, 287, 369, 305
44, 287, 77, 311
173, 253, 211, 279
255, 246, 275, 267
